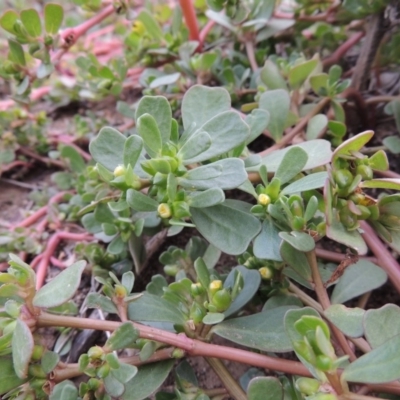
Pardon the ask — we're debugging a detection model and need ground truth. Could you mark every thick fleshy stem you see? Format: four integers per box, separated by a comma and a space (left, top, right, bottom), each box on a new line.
36, 312, 400, 395
179, 0, 200, 44
360, 221, 400, 293
35, 231, 93, 289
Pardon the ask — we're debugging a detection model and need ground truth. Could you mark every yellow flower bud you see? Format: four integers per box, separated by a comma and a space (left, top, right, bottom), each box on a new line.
113, 165, 126, 177
158, 203, 172, 219
259, 267, 273, 280
209, 280, 222, 291
258, 193, 271, 206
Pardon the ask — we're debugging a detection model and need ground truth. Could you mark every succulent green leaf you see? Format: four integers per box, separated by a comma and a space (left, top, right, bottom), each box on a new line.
245, 109, 270, 145
89, 127, 126, 171
104, 374, 125, 397
61, 145, 85, 173
122, 360, 174, 400
288, 59, 318, 89
12, 319, 34, 379
368, 149, 389, 171
128, 292, 186, 325
214, 306, 298, 352
33, 260, 87, 308
324, 305, 364, 338
136, 114, 162, 158
49, 380, 78, 400
111, 362, 138, 383
42, 351, 60, 374
8, 39, 26, 66
105, 322, 139, 351
86, 293, 118, 314
331, 260, 387, 304
279, 231, 315, 252
360, 178, 400, 190
180, 158, 247, 190
224, 266, 261, 317
181, 85, 231, 130
0, 10, 19, 34
280, 241, 312, 282
20, 9, 42, 37
259, 89, 290, 141
274, 147, 308, 185
260, 59, 288, 90
248, 140, 332, 173
0, 357, 27, 395
284, 307, 321, 378
263, 295, 303, 311
306, 114, 328, 140
136, 10, 163, 40
342, 334, 400, 384
253, 219, 282, 261
203, 312, 225, 325
191, 200, 261, 255
149, 72, 181, 89
127, 189, 158, 212
383, 136, 400, 154
247, 377, 283, 400
326, 220, 368, 255
135, 96, 171, 143
185, 111, 249, 163
281, 172, 328, 195
310, 73, 328, 94
177, 131, 212, 163
124, 135, 143, 168
364, 304, 400, 349
332, 130, 374, 164
44, 3, 64, 34
187, 188, 225, 208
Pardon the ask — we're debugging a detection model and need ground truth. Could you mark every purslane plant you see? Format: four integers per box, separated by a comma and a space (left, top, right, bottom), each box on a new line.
1, 85, 400, 400
2, 1, 400, 400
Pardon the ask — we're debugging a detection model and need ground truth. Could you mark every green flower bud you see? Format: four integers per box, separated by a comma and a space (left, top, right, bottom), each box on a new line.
211, 288, 232, 312
265, 178, 281, 202
295, 377, 320, 395
356, 164, 373, 180
87, 378, 101, 391
333, 169, 353, 189
2, 60, 18, 74
190, 303, 206, 324
28, 43, 41, 56
191, 282, 205, 297
31, 345, 45, 361
316, 354, 333, 371
88, 346, 104, 360
30, 378, 47, 391
171, 201, 190, 219
44, 35, 53, 46
29, 364, 47, 379
339, 209, 358, 229
292, 216, 305, 231
114, 284, 127, 298
158, 203, 172, 219
356, 205, 371, 220
172, 348, 185, 358
164, 264, 179, 276
368, 204, 380, 220
258, 193, 271, 206
97, 79, 113, 91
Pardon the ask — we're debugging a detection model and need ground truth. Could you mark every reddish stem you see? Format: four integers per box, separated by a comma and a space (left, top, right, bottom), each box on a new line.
13, 192, 68, 229
360, 221, 400, 293
199, 20, 215, 47
35, 231, 93, 289
323, 32, 365, 68
179, 0, 200, 44
315, 248, 377, 264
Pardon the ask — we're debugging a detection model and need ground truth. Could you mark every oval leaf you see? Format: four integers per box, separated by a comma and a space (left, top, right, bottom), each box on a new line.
247, 377, 283, 400
44, 3, 64, 34
324, 304, 365, 338
12, 319, 34, 379
279, 231, 315, 252
33, 260, 87, 308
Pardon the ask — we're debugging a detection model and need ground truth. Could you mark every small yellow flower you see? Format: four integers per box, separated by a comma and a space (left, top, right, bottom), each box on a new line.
258, 193, 271, 206
259, 267, 273, 280
158, 203, 172, 219
209, 280, 222, 291
113, 165, 126, 177
131, 20, 145, 35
